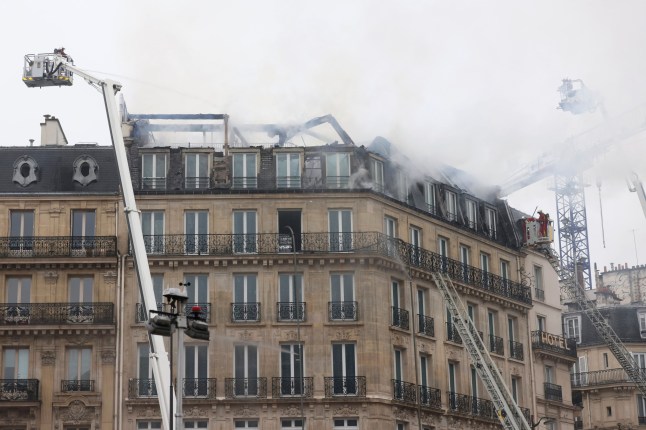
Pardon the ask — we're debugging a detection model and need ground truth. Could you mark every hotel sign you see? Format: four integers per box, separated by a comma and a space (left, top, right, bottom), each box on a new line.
540, 331, 571, 350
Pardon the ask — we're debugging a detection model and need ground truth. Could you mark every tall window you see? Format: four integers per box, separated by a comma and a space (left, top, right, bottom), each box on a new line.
370, 158, 384, 192
280, 344, 304, 395
410, 227, 421, 265
185, 211, 208, 254
384, 216, 397, 257
234, 344, 259, 396
465, 199, 477, 229
485, 208, 497, 239
537, 315, 546, 332
184, 344, 208, 397
329, 210, 352, 252
326, 153, 350, 188
66, 348, 91, 391
470, 366, 478, 400
137, 343, 156, 396
639, 312, 646, 338
9, 210, 34, 252
448, 362, 457, 409
3, 348, 29, 379
424, 182, 436, 214
142, 211, 164, 254
141, 153, 167, 189
232, 153, 257, 188
445, 191, 457, 222
278, 274, 304, 322
330, 273, 355, 321
391, 280, 407, 329
398, 171, 411, 204
572, 356, 587, 386
276, 153, 301, 188
233, 274, 259, 322
438, 237, 448, 272
69, 276, 93, 302
393, 349, 404, 400
564, 316, 581, 343
500, 260, 510, 284
460, 245, 470, 282
332, 343, 356, 395
488, 310, 497, 343
71, 210, 95, 251
233, 210, 257, 253
417, 288, 431, 335
544, 365, 554, 384
481, 253, 490, 288
185, 153, 209, 189
511, 376, 520, 402
183, 274, 208, 307
6, 277, 30, 303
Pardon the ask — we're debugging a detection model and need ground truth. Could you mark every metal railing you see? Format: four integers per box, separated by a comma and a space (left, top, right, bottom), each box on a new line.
128, 378, 157, 398
570, 367, 646, 388
0, 303, 113, 325
184, 177, 210, 189
575, 420, 584, 429
141, 177, 167, 190
328, 301, 358, 321
392, 379, 417, 404
323, 376, 366, 397
0, 236, 117, 258
446, 391, 497, 421
325, 176, 350, 188
271, 377, 314, 398
276, 302, 306, 322
183, 378, 216, 399
544, 382, 562, 401
572, 390, 583, 407
0, 379, 39, 401
231, 303, 261, 322
135, 303, 211, 323
419, 385, 442, 409
61, 379, 94, 392
446, 322, 462, 344
232, 177, 258, 189
639, 417, 646, 425
224, 377, 267, 398
276, 176, 302, 188
509, 340, 524, 361
391, 307, 409, 330
489, 334, 504, 355
531, 330, 577, 358
535, 288, 545, 301
418, 314, 435, 337
138, 232, 532, 304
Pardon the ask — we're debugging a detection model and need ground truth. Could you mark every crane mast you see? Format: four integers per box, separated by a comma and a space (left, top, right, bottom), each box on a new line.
23, 50, 175, 430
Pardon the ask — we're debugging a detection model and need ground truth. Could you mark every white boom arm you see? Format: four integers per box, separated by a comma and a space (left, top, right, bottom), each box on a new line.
628, 172, 646, 220
49, 55, 175, 430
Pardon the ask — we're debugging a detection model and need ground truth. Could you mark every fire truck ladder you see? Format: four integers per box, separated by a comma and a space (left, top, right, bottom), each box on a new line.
432, 272, 531, 430
542, 250, 646, 397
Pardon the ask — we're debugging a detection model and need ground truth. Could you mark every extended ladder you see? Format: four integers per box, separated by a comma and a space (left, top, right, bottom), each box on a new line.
432, 272, 531, 430
541, 249, 646, 397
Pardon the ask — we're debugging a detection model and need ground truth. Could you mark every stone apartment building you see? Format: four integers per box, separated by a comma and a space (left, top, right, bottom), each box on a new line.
0, 113, 575, 430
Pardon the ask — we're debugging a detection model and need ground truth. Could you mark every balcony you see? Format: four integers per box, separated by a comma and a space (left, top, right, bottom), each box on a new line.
325, 176, 350, 189
271, 377, 314, 398
138, 232, 532, 304
184, 177, 210, 189
276, 302, 306, 322
509, 340, 524, 361
418, 314, 435, 337
61, 379, 94, 392
276, 176, 302, 188
447, 391, 497, 421
570, 367, 645, 388
0, 379, 39, 401
0, 303, 114, 325
446, 322, 462, 344
489, 334, 504, 355
0, 236, 117, 258
531, 330, 577, 358
572, 390, 583, 407
128, 378, 157, 398
224, 377, 267, 399
391, 307, 409, 330
141, 177, 167, 190
392, 379, 417, 404
231, 303, 260, 322
544, 382, 562, 402
232, 177, 258, 189
328, 301, 358, 321
323, 376, 366, 398
183, 378, 216, 399
419, 385, 442, 409
135, 303, 211, 323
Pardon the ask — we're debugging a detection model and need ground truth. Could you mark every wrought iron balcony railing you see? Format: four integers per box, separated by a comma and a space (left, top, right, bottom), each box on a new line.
570, 367, 646, 388
128, 378, 157, 398
447, 391, 497, 421
224, 377, 267, 399
391, 307, 410, 330
0, 236, 117, 258
572, 390, 583, 407
575, 420, 584, 429
135, 303, 211, 323
276, 176, 302, 188
141, 177, 167, 190
419, 385, 442, 409
418, 314, 435, 337
328, 301, 358, 321
535, 288, 545, 301
392, 379, 417, 404
0, 379, 39, 401
138, 232, 531, 304
544, 382, 562, 402
184, 177, 210, 189
271, 377, 314, 398
531, 330, 577, 358
231, 303, 261, 322
232, 176, 258, 189
61, 379, 94, 392
489, 334, 504, 355
183, 378, 216, 399
0, 303, 113, 325
446, 322, 462, 343
324, 376, 366, 398
325, 176, 350, 188
276, 302, 306, 322
509, 340, 524, 361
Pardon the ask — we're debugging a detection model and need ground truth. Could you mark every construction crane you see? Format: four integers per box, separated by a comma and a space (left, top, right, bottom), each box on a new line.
506, 80, 646, 398
23, 49, 176, 430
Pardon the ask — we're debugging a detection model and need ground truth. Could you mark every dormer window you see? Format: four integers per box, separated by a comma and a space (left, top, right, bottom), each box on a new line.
73, 155, 98, 186
325, 153, 350, 188
12, 156, 39, 187
185, 153, 209, 189
142, 153, 168, 190
485, 207, 497, 239
465, 199, 477, 230
232, 153, 257, 189
638, 311, 646, 339
445, 190, 457, 222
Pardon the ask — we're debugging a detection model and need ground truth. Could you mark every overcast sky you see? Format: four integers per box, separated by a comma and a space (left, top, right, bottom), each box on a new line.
3, 1, 646, 280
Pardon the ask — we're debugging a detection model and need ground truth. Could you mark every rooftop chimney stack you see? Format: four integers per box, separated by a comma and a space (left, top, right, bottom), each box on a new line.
40, 115, 69, 146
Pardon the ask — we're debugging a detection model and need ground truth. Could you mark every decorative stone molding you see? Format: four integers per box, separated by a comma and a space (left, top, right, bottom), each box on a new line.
41, 350, 56, 366
101, 350, 116, 364
44, 271, 59, 285
393, 406, 413, 420
184, 406, 207, 417
103, 271, 117, 285
12, 156, 39, 187
72, 155, 99, 186
61, 400, 93, 424
391, 333, 409, 347
334, 329, 355, 340
137, 408, 160, 418
235, 406, 258, 417
334, 405, 358, 415
239, 330, 253, 341
282, 405, 303, 416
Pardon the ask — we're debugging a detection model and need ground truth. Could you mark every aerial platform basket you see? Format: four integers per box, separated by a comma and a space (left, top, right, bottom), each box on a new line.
23, 52, 74, 88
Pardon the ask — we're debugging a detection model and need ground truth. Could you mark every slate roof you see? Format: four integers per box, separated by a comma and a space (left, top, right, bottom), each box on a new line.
0, 145, 119, 194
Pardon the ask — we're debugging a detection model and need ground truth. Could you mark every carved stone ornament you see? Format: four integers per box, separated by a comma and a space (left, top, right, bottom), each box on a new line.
41, 350, 56, 366
101, 350, 116, 364
44, 271, 59, 285
334, 330, 353, 340
137, 408, 160, 418
72, 155, 99, 186
334, 405, 358, 416
12, 156, 39, 187
61, 400, 92, 423
103, 271, 117, 285
184, 406, 207, 417
282, 405, 302, 416
236, 406, 258, 417
239, 330, 253, 341
393, 407, 413, 420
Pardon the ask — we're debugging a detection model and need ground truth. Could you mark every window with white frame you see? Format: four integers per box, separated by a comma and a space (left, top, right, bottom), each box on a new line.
633, 352, 646, 369
183, 274, 209, 307
485, 207, 497, 239
280, 344, 304, 396
232, 153, 257, 188
639, 312, 646, 338
9, 210, 34, 252
332, 343, 357, 395
278, 274, 304, 321
511, 376, 520, 402
233, 210, 257, 253
3, 347, 29, 379
326, 153, 350, 188
71, 210, 95, 251
184, 345, 208, 397
281, 419, 304, 429
234, 344, 259, 396
185, 211, 208, 254
424, 182, 436, 214
276, 153, 301, 188
410, 226, 421, 265
438, 237, 449, 272
137, 343, 156, 397
69, 276, 93, 303
329, 209, 352, 252
393, 348, 404, 399
465, 199, 477, 229
141, 153, 167, 190
334, 418, 358, 430
233, 274, 259, 322
370, 158, 384, 192
142, 211, 164, 254
185, 153, 209, 189
396, 423, 406, 430
137, 422, 162, 430
330, 273, 356, 321
445, 190, 457, 221
234, 420, 259, 429
184, 421, 208, 429
66, 348, 91, 390
564, 316, 581, 343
